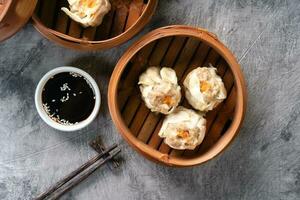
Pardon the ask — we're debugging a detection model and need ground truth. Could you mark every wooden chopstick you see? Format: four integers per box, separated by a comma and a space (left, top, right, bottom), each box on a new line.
35, 144, 120, 200
49, 147, 121, 200
89, 137, 120, 168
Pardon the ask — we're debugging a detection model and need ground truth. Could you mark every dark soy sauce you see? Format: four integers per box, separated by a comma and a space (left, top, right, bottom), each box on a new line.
42, 72, 95, 125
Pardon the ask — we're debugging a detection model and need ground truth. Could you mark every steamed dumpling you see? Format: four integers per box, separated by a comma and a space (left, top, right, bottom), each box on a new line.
138, 67, 181, 114
158, 106, 206, 150
183, 66, 227, 112
61, 0, 111, 27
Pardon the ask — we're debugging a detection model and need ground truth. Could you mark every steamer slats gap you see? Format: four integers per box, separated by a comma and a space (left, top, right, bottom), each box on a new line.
54, 0, 69, 34
95, 8, 116, 40
68, 21, 82, 38
110, 1, 129, 37
39, 0, 57, 28
108, 26, 247, 167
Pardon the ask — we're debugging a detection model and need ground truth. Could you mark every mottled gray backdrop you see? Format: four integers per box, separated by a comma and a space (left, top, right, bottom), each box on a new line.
0, 0, 299, 199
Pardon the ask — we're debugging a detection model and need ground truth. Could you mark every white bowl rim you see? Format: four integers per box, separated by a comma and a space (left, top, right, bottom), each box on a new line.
35, 66, 101, 132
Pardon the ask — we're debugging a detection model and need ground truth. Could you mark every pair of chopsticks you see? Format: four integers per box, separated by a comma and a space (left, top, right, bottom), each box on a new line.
35, 144, 121, 200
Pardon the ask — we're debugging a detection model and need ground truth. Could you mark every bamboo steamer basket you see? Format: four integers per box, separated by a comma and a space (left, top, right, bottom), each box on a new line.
108, 25, 247, 167
31, 0, 158, 50
0, 0, 37, 42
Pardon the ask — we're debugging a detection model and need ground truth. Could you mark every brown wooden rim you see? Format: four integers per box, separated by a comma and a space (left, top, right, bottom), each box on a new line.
0, 0, 37, 42
108, 25, 247, 167
31, 0, 158, 50
0, 0, 12, 22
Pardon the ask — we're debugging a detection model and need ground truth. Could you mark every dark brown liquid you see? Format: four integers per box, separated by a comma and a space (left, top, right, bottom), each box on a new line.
42, 72, 95, 125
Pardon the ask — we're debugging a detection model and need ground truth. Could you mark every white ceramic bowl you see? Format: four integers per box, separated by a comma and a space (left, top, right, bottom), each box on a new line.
35, 66, 101, 132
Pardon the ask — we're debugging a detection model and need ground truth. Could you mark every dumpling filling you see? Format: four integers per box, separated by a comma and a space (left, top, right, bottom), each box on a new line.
61, 0, 111, 27
138, 67, 181, 115
183, 66, 227, 112
158, 106, 206, 150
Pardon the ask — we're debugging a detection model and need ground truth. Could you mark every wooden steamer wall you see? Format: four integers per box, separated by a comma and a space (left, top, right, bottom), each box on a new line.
32, 0, 158, 50
108, 26, 247, 167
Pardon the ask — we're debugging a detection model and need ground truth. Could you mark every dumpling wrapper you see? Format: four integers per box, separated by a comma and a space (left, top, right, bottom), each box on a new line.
158, 106, 206, 150
61, 0, 111, 28
138, 67, 181, 115
183, 66, 227, 112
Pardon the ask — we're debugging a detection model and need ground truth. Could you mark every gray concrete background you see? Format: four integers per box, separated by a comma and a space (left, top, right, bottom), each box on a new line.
0, 0, 299, 199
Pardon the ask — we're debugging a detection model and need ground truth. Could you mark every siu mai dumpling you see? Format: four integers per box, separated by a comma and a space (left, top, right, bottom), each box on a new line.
158, 106, 206, 150
183, 66, 227, 112
61, 0, 111, 27
138, 67, 181, 115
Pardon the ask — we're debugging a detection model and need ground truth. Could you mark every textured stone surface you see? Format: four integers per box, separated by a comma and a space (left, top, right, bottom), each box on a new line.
0, 0, 300, 199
